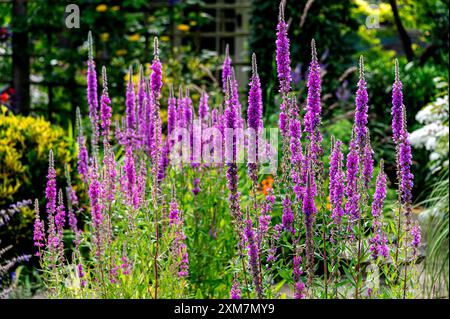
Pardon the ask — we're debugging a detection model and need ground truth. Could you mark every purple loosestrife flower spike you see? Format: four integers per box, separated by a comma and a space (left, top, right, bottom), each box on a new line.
151, 37, 163, 99
304, 39, 322, 137
411, 222, 421, 257
231, 68, 243, 129
345, 136, 360, 220
124, 144, 136, 205
169, 197, 179, 226
363, 136, 374, 188
33, 200, 45, 254
167, 84, 177, 136
89, 161, 102, 230
87, 31, 99, 145
177, 86, 186, 128
244, 211, 262, 298
293, 255, 306, 299
137, 65, 146, 120
224, 77, 241, 220
303, 167, 317, 286
100, 66, 112, 138
354, 56, 369, 148
222, 44, 232, 93
137, 65, 147, 147
275, 2, 292, 95
230, 278, 242, 299
391, 59, 404, 143
370, 160, 389, 259
281, 196, 294, 234
126, 66, 136, 133
247, 53, 263, 133
398, 124, 414, 227
247, 54, 263, 184
55, 189, 66, 234
76, 108, 89, 184
199, 90, 209, 121
184, 88, 193, 127
329, 139, 345, 225
46, 150, 57, 217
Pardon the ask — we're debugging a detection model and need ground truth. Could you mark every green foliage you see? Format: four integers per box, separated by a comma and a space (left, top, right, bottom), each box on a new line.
420, 168, 449, 298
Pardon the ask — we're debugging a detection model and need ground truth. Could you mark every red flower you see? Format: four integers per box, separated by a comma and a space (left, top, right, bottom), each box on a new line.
0, 92, 9, 103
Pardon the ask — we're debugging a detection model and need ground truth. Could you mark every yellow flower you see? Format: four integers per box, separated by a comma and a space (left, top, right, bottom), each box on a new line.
100, 33, 109, 42
160, 35, 170, 42
128, 34, 140, 42
116, 49, 127, 56
189, 20, 197, 26
96, 4, 108, 12
177, 24, 190, 32
111, 5, 120, 11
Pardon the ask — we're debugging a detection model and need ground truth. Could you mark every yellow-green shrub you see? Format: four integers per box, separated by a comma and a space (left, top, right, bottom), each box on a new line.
0, 106, 74, 205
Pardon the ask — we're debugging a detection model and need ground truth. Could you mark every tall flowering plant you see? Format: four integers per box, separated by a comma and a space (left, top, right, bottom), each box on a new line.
32, 1, 421, 299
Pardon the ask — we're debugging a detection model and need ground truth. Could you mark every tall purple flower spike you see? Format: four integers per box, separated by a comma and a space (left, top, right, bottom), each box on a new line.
247, 54, 263, 185
304, 39, 321, 137
222, 44, 232, 94
370, 160, 389, 260
167, 84, 177, 136
126, 66, 136, 133
275, 2, 291, 95
391, 59, 404, 144
87, 31, 99, 146
354, 56, 369, 149
329, 139, 345, 225
100, 66, 112, 139
151, 37, 163, 99
345, 136, 360, 220
199, 90, 209, 122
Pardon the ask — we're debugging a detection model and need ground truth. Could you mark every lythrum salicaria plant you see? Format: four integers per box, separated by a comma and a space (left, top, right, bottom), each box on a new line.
33, 2, 421, 299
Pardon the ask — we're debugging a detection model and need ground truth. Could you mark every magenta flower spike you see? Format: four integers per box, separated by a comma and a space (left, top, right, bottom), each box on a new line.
304, 39, 322, 138
230, 278, 242, 299
354, 56, 369, 148
345, 136, 360, 220
222, 44, 232, 94
199, 90, 209, 122
391, 59, 404, 144
151, 37, 163, 99
125, 66, 136, 134
329, 139, 345, 225
370, 160, 389, 260
33, 200, 45, 255
87, 31, 99, 146
46, 150, 57, 217
76, 108, 89, 184
275, 2, 292, 95
100, 66, 112, 139
167, 84, 177, 136
247, 54, 264, 185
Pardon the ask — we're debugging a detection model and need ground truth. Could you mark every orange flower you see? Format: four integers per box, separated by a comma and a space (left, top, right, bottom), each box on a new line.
260, 175, 274, 195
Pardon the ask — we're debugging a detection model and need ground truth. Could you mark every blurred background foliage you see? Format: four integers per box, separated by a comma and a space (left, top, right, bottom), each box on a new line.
0, 0, 448, 297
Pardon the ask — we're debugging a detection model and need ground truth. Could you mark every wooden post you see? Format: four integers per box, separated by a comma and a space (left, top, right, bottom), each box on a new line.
12, 0, 30, 114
